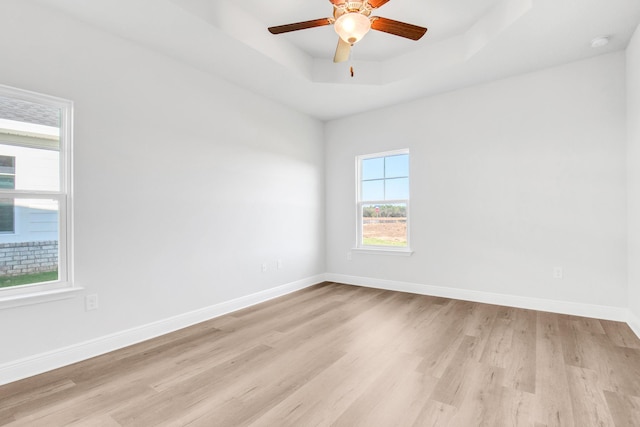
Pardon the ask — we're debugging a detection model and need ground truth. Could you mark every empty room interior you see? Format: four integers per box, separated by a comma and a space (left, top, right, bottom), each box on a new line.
2, 0, 640, 425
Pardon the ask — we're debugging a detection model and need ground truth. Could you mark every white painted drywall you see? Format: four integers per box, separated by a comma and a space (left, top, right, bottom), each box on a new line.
628, 23, 640, 325
0, 1, 324, 365
326, 52, 627, 308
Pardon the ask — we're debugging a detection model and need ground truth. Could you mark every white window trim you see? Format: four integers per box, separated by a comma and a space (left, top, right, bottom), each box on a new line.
354, 149, 413, 255
0, 84, 81, 309
351, 247, 413, 256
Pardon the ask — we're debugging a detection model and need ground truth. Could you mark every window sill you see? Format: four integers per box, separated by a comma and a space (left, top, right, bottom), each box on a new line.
351, 248, 414, 257
0, 286, 84, 309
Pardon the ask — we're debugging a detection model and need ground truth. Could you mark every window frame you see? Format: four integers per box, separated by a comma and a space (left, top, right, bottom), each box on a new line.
0, 84, 79, 308
355, 149, 412, 255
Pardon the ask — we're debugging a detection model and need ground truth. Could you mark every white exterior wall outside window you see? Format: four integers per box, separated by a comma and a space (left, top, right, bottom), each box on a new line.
356, 149, 412, 255
0, 146, 59, 243
0, 84, 76, 308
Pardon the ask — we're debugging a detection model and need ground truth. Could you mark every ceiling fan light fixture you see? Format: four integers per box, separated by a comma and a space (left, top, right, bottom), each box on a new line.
334, 12, 371, 44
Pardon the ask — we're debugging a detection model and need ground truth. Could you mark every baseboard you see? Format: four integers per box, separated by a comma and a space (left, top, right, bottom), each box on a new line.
628, 310, 640, 340
2, 273, 635, 386
0, 275, 324, 386
325, 273, 629, 322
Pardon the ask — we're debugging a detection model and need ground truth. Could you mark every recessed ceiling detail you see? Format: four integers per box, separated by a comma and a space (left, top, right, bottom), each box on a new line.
313, 0, 533, 85
193, 0, 531, 86
34, 0, 640, 120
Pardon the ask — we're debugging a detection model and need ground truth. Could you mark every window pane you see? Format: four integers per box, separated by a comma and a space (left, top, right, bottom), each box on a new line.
0, 95, 60, 128
0, 199, 14, 233
385, 177, 409, 200
0, 198, 59, 288
0, 155, 16, 190
362, 157, 384, 180
361, 203, 407, 247
385, 154, 409, 178
0, 175, 14, 189
0, 155, 15, 172
0, 145, 60, 192
0, 95, 61, 192
362, 179, 384, 201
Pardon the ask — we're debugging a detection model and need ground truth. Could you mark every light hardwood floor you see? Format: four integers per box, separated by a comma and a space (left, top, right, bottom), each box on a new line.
2, 282, 640, 426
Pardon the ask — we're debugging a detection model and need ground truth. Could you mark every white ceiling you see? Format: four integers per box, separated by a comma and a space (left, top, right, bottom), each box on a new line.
36, 0, 640, 121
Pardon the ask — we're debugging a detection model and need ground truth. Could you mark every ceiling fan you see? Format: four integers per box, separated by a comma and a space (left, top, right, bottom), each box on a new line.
268, 0, 428, 63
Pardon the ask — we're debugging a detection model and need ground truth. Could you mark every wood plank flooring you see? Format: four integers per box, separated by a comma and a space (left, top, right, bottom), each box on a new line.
1, 282, 640, 426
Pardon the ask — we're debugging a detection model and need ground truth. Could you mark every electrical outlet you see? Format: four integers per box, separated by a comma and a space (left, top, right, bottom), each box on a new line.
347, 251, 352, 261
261, 262, 268, 273
85, 294, 99, 311
277, 259, 283, 270
553, 267, 563, 279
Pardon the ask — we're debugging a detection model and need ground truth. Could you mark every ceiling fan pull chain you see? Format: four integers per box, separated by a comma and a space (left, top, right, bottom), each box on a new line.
349, 45, 355, 77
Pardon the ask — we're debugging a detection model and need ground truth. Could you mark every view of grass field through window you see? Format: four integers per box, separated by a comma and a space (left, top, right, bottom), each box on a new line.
359, 152, 409, 248
362, 204, 407, 246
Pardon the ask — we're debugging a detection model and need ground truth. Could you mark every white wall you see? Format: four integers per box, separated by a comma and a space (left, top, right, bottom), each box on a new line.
326, 52, 628, 310
628, 23, 640, 330
0, 1, 324, 367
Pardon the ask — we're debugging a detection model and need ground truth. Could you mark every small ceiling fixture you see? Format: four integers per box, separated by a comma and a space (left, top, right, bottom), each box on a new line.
591, 36, 610, 48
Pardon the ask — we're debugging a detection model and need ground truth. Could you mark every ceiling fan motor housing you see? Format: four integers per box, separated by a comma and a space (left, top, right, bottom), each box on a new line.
333, 1, 372, 18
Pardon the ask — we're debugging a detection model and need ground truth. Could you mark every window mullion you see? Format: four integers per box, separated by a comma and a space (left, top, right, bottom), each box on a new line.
383, 157, 386, 200
0, 190, 64, 198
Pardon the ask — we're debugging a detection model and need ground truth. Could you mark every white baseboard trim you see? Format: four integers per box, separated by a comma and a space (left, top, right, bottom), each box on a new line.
3, 273, 637, 387
0, 275, 324, 386
325, 273, 629, 322
628, 310, 640, 340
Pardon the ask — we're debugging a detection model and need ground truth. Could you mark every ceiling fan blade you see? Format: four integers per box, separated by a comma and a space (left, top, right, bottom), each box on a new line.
268, 18, 331, 35
370, 17, 427, 40
368, 0, 391, 8
334, 38, 351, 63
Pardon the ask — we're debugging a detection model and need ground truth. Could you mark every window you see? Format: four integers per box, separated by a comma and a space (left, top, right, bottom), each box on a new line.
356, 150, 411, 252
0, 84, 76, 306
0, 155, 16, 233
